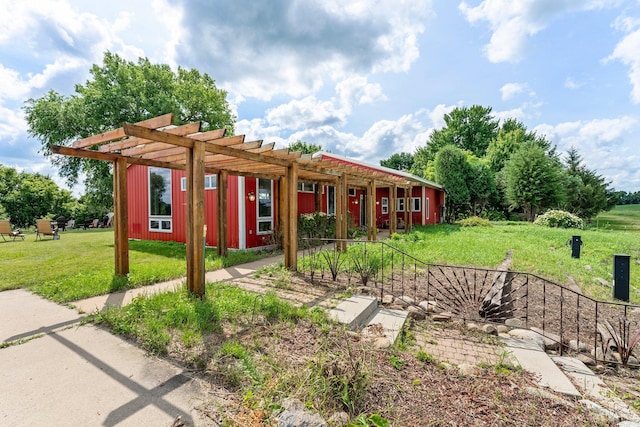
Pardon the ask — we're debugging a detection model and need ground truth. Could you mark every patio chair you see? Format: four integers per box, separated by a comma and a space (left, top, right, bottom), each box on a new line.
0, 220, 25, 241
36, 219, 59, 241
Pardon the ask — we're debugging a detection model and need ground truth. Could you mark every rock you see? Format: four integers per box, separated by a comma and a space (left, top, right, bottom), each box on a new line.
505, 318, 525, 328
508, 329, 546, 351
594, 277, 610, 287
389, 304, 404, 311
278, 399, 328, 427
393, 297, 410, 308
569, 340, 587, 353
381, 294, 394, 305
432, 312, 452, 322
593, 364, 606, 373
628, 355, 639, 366
529, 327, 561, 351
584, 265, 592, 271
525, 387, 574, 408
327, 412, 350, 426
496, 325, 509, 334
592, 347, 617, 363
372, 337, 391, 349
566, 275, 583, 295
579, 399, 620, 422
577, 353, 596, 366
400, 295, 415, 306
482, 324, 498, 335
418, 300, 437, 313
498, 333, 511, 339
466, 322, 480, 331
458, 363, 477, 376
407, 305, 426, 321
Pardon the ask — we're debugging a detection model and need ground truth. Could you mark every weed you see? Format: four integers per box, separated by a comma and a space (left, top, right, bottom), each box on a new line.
599, 319, 640, 366
416, 350, 435, 364
348, 413, 390, 427
389, 354, 405, 370
320, 248, 346, 281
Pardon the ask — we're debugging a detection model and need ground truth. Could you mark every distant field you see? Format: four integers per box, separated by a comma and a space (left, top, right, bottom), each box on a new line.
593, 204, 640, 233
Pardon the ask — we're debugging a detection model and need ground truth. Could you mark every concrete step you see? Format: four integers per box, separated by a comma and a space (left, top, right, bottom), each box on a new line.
501, 337, 581, 398
329, 295, 378, 330
329, 295, 409, 344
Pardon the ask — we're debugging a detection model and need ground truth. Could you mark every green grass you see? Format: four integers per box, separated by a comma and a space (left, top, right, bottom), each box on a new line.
0, 228, 263, 302
594, 204, 640, 233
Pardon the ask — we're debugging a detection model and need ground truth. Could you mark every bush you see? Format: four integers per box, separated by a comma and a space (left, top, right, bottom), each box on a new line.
458, 216, 492, 227
534, 210, 584, 229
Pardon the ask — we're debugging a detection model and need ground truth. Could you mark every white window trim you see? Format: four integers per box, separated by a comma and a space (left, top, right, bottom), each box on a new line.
425, 197, 430, 219
381, 197, 389, 214
397, 198, 405, 212
297, 182, 315, 193
412, 197, 421, 212
327, 186, 336, 216
181, 175, 217, 191
348, 188, 356, 197
148, 167, 172, 233
257, 179, 273, 235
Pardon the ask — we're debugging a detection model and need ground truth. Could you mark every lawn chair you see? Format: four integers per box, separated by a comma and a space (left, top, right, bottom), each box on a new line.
36, 219, 59, 241
0, 220, 25, 241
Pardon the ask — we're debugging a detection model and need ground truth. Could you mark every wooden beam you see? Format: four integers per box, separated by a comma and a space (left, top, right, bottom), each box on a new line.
113, 157, 129, 275
404, 187, 410, 234
186, 142, 206, 297
285, 163, 298, 270
73, 113, 174, 148
280, 175, 290, 266
216, 170, 228, 257
367, 180, 376, 241
390, 184, 397, 236
51, 144, 188, 171
99, 122, 202, 153
123, 124, 292, 168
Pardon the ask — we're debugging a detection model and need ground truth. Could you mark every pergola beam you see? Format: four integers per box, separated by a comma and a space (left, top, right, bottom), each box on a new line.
74, 113, 174, 148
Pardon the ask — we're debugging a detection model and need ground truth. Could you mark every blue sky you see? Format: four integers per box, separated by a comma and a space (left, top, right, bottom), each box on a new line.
1, 0, 639, 194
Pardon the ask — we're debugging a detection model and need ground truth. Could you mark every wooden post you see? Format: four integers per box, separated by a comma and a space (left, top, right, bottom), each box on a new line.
390, 184, 397, 236
186, 141, 206, 296
280, 176, 290, 265
367, 180, 376, 241
404, 187, 410, 233
407, 186, 413, 231
285, 163, 298, 270
216, 170, 228, 257
113, 157, 129, 275
337, 174, 348, 251
314, 183, 322, 212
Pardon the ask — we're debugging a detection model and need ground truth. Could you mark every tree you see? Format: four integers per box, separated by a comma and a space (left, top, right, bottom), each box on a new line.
380, 152, 414, 171
288, 140, 323, 154
466, 157, 495, 215
504, 143, 565, 221
434, 146, 471, 222
24, 51, 236, 204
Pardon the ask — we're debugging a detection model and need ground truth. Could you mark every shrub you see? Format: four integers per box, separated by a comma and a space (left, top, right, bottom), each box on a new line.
534, 210, 584, 229
458, 216, 492, 227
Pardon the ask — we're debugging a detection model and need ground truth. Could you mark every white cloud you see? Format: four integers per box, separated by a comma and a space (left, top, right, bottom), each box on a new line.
607, 28, 640, 103
459, 0, 616, 63
500, 82, 526, 100
336, 76, 387, 112
266, 96, 347, 131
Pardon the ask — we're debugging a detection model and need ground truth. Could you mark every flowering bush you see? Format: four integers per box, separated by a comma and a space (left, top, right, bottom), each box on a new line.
534, 210, 584, 229
457, 216, 492, 227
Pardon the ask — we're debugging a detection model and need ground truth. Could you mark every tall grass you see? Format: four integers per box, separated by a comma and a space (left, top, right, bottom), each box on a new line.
0, 228, 263, 302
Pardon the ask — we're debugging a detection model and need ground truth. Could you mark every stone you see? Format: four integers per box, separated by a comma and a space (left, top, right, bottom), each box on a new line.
407, 306, 426, 321
432, 312, 452, 322
418, 300, 437, 313
569, 340, 587, 353
578, 399, 620, 422
458, 363, 477, 376
529, 327, 561, 351
327, 412, 350, 426
400, 295, 415, 306
584, 265, 592, 271
381, 294, 394, 305
594, 277, 610, 287
393, 297, 410, 308
498, 333, 511, 339
508, 329, 546, 351
482, 324, 498, 335
565, 275, 583, 295
278, 399, 328, 427
505, 318, 525, 328
466, 322, 480, 331
496, 325, 509, 334
372, 337, 391, 349
577, 353, 596, 366
628, 355, 639, 366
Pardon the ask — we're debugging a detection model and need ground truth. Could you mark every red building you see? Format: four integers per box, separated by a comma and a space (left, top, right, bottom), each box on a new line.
127, 152, 445, 250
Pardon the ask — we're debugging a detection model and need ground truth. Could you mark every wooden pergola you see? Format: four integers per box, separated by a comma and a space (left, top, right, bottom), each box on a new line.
51, 113, 427, 296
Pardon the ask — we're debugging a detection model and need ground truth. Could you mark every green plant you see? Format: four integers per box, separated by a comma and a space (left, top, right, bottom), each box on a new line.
416, 350, 435, 364
389, 354, 405, 370
534, 210, 584, 229
458, 216, 492, 227
320, 248, 346, 281
348, 413, 390, 427
599, 319, 640, 366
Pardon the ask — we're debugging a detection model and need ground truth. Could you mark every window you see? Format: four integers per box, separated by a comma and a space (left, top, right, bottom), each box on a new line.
412, 197, 421, 212
425, 197, 430, 219
381, 197, 389, 214
297, 182, 315, 193
327, 186, 336, 215
396, 198, 405, 212
349, 188, 356, 197
181, 175, 217, 191
149, 167, 172, 232
257, 179, 273, 234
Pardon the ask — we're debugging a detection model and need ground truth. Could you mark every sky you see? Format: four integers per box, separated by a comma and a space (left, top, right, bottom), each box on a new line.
1, 0, 640, 194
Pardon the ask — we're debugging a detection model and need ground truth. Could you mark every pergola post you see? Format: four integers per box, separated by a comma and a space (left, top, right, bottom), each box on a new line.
216, 170, 228, 257
314, 183, 322, 212
367, 179, 376, 241
336, 174, 348, 251
407, 185, 413, 231
404, 187, 409, 234
186, 141, 206, 297
113, 157, 129, 275
389, 184, 397, 236
279, 177, 289, 259
284, 163, 298, 270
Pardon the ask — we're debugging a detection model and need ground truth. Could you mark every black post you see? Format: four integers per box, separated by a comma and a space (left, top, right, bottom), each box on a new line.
613, 254, 630, 302
571, 235, 582, 259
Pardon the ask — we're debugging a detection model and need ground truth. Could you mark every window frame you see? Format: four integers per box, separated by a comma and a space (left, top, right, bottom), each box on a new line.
148, 167, 173, 233
412, 197, 421, 212
396, 197, 405, 212
297, 182, 315, 193
348, 188, 356, 197
381, 197, 389, 214
181, 175, 217, 191
257, 179, 273, 235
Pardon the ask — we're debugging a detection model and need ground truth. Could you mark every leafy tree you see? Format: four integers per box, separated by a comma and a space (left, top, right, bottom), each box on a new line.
288, 140, 323, 154
434, 146, 470, 222
504, 143, 565, 221
380, 152, 414, 171
24, 51, 235, 205
466, 157, 495, 215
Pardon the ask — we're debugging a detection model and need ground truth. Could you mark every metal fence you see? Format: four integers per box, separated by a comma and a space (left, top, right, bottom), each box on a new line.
299, 237, 640, 367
